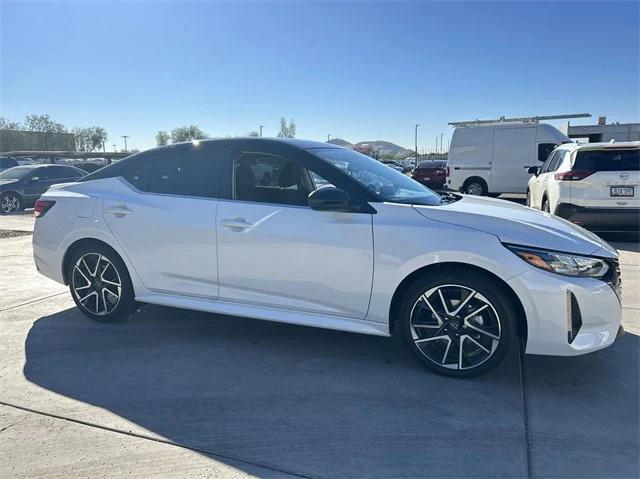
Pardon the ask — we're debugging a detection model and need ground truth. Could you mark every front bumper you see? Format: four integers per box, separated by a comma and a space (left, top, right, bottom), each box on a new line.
508, 266, 622, 356
554, 203, 640, 233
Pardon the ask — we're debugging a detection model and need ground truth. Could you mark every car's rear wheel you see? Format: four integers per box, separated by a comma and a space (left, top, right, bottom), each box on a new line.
542, 198, 550, 213
67, 243, 137, 322
399, 270, 516, 377
462, 178, 487, 196
0, 192, 23, 214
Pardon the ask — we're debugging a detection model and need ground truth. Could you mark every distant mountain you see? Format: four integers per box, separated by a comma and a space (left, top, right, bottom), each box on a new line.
326, 138, 412, 158
327, 138, 353, 148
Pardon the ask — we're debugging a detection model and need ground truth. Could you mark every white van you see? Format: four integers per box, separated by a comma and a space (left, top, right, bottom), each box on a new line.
447, 122, 570, 195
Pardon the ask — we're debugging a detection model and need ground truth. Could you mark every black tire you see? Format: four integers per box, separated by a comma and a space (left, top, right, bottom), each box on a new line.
542, 198, 550, 213
66, 242, 137, 322
398, 269, 516, 378
0, 192, 24, 214
462, 178, 487, 196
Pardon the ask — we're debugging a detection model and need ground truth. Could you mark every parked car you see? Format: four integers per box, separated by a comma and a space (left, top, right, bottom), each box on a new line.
382, 160, 411, 173
33, 138, 622, 377
0, 164, 86, 214
410, 160, 447, 189
380, 160, 405, 173
447, 122, 570, 196
527, 141, 639, 233
0, 156, 19, 172
76, 161, 107, 173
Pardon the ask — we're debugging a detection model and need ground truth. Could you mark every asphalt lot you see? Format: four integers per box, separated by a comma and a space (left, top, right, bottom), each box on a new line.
1, 209, 638, 478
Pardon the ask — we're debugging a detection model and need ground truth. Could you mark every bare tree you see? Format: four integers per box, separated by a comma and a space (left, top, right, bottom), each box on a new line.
73, 127, 107, 152
23, 114, 66, 132
277, 117, 296, 138
0, 117, 21, 130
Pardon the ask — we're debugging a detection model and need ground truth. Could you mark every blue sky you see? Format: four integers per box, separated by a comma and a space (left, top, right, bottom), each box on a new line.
1, 1, 638, 151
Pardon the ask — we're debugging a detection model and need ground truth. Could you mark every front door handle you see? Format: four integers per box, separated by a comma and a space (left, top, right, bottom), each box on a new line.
220, 217, 253, 230
106, 205, 134, 217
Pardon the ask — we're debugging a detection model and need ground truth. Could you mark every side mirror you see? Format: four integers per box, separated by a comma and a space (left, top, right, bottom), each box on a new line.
527, 166, 540, 176
308, 187, 353, 212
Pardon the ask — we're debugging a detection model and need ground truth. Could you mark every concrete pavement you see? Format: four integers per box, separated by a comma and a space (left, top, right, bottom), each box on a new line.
1, 213, 638, 478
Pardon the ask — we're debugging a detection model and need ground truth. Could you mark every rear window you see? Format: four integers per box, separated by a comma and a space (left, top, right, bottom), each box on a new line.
418, 160, 446, 168
573, 149, 639, 172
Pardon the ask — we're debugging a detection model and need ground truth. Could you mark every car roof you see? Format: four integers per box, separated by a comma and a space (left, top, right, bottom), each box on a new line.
147, 137, 342, 154
557, 141, 640, 151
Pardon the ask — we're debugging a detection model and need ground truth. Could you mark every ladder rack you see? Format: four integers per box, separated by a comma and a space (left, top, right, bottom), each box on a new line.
448, 113, 591, 128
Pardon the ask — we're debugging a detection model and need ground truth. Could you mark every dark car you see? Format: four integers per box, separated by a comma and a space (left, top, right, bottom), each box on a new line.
0, 164, 86, 214
410, 160, 447, 189
0, 156, 20, 172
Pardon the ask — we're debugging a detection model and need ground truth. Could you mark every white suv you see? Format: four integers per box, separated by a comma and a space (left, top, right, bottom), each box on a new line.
527, 141, 639, 233
33, 138, 623, 377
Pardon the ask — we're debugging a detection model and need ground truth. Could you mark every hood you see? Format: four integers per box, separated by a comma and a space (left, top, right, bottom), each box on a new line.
413, 195, 615, 257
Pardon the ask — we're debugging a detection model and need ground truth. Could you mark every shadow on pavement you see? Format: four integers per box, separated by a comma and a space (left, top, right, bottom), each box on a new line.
23, 305, 638, 477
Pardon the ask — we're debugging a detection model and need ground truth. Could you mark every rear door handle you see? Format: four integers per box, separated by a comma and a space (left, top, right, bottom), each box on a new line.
220, 217, 253, 230
106, 205, 134, 217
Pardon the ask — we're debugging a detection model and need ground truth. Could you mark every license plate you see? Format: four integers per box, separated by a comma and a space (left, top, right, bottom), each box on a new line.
610, 186, 634, 197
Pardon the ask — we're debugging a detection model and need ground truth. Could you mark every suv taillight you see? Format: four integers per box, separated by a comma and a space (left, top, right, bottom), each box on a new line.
554, 170, 594, 181
34, 200, 55, 218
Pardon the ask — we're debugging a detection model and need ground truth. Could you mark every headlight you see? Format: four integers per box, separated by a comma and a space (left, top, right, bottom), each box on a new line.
505, 245, 609, 278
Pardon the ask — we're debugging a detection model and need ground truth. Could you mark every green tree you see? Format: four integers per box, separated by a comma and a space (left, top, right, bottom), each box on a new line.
277, 117, 296, 138
0, 117, 21, 130
155, 130, 170, 146
73, 126, 108, 152
23, 114, 66, 133
170, 125, 208, 143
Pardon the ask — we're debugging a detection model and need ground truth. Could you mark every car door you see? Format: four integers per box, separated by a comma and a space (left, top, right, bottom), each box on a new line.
216, 145, 374, 319
22, 167, 70, 201
102, 145, 224, 299
530, 151, 558, 208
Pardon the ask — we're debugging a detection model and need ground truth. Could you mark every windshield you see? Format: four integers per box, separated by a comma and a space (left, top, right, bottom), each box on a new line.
310, 148, 441, 206
0, 166, 34, 180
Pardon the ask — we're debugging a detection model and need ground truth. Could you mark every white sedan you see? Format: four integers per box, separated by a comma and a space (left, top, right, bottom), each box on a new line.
33, 138, 622, 377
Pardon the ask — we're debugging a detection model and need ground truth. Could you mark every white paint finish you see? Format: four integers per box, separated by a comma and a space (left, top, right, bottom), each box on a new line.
216, 200, 374, 318
102, 180, 219, 299
413, 194, 609, 256
136, 290, 389, 337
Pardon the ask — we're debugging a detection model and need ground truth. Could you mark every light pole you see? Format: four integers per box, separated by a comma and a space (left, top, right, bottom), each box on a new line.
327, 134, 331, 142
414, 124, 420, 166
112, 144, 117, 152
259, 126, 264, 137
440, 133, 443, 155
435, 136, 438, 154
121, 135, 129, 152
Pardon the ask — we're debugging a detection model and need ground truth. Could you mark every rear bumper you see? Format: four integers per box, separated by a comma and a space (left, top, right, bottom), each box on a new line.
554, 203, 640, 232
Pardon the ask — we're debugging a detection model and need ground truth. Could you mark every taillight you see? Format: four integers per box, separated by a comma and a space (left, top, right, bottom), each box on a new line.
34, 199, 55, 218
554, 170, 593, 181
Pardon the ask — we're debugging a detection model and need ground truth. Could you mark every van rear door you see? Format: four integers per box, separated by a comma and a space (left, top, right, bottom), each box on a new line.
491, 126, 536, 193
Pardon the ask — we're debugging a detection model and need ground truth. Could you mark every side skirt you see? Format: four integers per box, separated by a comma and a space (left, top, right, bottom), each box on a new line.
135, 291, 391, 337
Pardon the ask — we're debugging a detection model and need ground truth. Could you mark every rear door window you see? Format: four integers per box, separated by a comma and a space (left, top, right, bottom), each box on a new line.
538, 143, 557, 162
573, 149, 640, 171
148, 149, 222, 198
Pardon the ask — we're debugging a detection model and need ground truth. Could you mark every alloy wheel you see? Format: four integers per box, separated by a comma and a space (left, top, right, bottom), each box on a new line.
409, 284, 501, 370
72, 253, 122, 316
466, 183, 483, 196
1, 194, 20, 214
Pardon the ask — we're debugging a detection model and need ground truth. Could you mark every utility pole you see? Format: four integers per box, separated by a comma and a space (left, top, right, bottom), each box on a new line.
259, 126, 264, 137
112, 144, 117, 152
440, 133, 443, 155
435, 136, 438, 154
414, 124, 420, 166
121, 135, 129, 152
102, 141, 105, 153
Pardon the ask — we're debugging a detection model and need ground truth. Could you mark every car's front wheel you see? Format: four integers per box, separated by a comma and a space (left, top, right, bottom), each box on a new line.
399, 270, 516, 377
0, 192, 23, 214
67, 243, 137, 322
